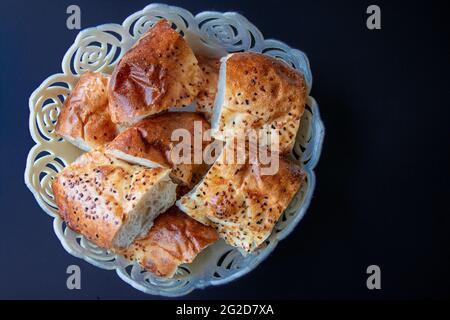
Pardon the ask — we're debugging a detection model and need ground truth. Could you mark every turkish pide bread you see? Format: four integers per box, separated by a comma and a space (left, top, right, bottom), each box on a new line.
211, 52, 307, 154
195, 55, 220, 121
52, 148, 177, 249
106, 112, 211, 187
119, 206, 219, 278
49, 13, 312, 279
108, 19, 203, 125
55, 71, 117, 151
177, 141, 306, 252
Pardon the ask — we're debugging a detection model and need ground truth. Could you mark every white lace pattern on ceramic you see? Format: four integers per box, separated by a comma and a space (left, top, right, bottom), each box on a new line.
25, 3, 324, 297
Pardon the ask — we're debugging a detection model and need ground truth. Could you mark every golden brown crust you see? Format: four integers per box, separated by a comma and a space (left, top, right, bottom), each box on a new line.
196, 55, 220, 120
106, 112, 211, 187
213, 52, 307, 153
108, 20, 203, 125
120, 206, 218, 278
178, 141, 305, 252
55, 72, 117, 149
51, 149, 172, 248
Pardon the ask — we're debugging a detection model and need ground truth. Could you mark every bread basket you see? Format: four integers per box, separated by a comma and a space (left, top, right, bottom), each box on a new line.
25, 3, 324, 296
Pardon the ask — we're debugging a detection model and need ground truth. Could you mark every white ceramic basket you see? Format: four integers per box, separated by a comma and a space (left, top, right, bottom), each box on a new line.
24, 3, 324, 297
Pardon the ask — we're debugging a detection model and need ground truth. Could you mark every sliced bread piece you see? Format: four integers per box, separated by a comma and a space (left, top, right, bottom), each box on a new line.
119, 206, 218, 278
177, 140, 305, 253
211, 52, 307, 154
55, 71, 117, 151
106, 112, 211, 187
52, 148, 177, 249
108, 19, 203, 125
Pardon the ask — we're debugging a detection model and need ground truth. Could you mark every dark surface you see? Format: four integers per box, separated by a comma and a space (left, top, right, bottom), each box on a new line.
0, 0, 449, 299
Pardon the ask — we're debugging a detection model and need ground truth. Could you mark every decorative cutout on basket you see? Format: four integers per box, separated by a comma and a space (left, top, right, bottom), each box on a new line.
25, 3, 324, 297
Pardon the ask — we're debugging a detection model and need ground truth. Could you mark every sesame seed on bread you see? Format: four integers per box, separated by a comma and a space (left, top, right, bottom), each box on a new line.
211, 52, 307, 154
52, 148, 177, 249
177, 141, 305, 252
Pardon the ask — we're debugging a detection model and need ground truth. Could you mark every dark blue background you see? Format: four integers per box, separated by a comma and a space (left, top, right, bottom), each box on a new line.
0, 0, 449, 299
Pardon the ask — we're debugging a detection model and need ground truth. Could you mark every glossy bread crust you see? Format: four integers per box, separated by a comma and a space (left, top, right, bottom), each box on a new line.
108, 19, 203, 125
120, 206, 218, 278
55, 71, 117, 150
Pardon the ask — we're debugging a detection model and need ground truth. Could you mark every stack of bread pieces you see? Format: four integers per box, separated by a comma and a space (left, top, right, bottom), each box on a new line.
52, 19, 307, 278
